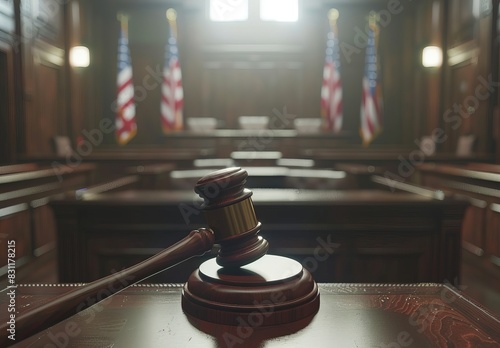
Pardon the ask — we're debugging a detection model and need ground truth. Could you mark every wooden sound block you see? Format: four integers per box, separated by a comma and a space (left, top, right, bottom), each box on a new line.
182, 255, 320, 326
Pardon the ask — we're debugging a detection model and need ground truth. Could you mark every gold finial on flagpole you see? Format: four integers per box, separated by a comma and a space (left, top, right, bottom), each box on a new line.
368, 10, 380, 40
368, 11, 379, 29
117, 12, 129, 31
166, 8, 177, 21
328, 8, 339, 23
327, 8, 339, 35
166, 8, 178, 39
368, 11, 380, 48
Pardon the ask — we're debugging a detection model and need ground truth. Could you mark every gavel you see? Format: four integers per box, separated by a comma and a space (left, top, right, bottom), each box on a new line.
1, 167, 318, 345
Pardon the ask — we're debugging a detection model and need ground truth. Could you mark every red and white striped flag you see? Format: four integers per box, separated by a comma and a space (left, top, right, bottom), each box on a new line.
360, 20, 383, 146
115, 17, 137, 145
321, 12, 343, 133
161, 10, 183, 133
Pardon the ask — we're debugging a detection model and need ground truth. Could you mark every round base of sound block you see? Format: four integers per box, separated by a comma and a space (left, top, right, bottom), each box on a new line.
182, 255, 320, 326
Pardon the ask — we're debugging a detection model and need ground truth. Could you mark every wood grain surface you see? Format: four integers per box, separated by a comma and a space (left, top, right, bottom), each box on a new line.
1, 283, 499, 347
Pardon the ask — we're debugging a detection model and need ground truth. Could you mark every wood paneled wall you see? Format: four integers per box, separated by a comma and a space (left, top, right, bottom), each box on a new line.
493, 0, 500, 163
0, 0, 17, 164
20, 0, 67, 155
0, 0, 499, 160
442, 0, 494, 154
90, 1, 418, 146
0, 39, 16, 164
0, 0, 69, 158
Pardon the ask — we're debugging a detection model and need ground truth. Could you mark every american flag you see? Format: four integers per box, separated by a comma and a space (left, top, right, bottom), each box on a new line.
115, 24, 137, 145
360, 23, 383, 145
161, 24, 184, 132
321, 23, 343, 133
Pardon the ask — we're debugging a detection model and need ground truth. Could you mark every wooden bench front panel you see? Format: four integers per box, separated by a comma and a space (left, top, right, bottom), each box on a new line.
52, 189, 466, 284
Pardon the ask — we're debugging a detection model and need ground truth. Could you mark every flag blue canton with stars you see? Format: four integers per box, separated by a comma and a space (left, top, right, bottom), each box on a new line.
165, 35, 179, 64
118, 30, 132, 72
325, 31, 341, 70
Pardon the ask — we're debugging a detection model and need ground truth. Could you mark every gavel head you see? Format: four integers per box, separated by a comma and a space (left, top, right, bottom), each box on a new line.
195, 167, 269, 268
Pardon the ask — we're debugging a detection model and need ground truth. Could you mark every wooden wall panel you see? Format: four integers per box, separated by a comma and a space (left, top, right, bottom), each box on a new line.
199, 59, 303, 128
0, 40, 16, 164
21, 0, 67, 156
492, 0, 500, 163
93, 1, 418, 146
461, 202, 487, 257
443, 0, 493, 154
485, 204, 500, 260
444, 57, 480, 151
31, 0, 64, 46
486, 204, 500, 261
3, 0, 494, 157
413, 0, 445, 140
0, 0, 18, 164
24, 43, 66, 155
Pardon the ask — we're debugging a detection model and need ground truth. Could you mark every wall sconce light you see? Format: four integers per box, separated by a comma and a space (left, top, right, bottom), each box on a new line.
70, 46, 90, 67
422, 46, 442, 68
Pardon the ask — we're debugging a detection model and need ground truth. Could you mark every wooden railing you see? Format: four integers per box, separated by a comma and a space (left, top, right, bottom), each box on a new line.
0, 163, 96, 281
417, 163, 500, 279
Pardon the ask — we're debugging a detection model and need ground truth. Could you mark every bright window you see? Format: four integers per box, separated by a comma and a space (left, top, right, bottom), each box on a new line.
209, 0, 249, 22
260, 0, 299, 22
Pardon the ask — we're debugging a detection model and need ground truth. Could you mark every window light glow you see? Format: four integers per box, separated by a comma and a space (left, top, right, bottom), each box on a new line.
210, 0, 249, 22
260, 0, 299, 22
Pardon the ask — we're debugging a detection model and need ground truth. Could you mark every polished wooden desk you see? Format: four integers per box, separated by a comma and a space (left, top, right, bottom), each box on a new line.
2, 283, 499, 347
51, 188, 467, 284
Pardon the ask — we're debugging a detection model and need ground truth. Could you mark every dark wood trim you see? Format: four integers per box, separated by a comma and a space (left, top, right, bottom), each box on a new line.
13, 0, 24, 157
419, 163, 500, 184
493, 0, 500, 162
0, 38, 16, 164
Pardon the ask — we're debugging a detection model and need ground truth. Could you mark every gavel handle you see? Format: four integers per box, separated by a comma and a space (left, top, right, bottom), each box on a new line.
1, 228, 215, 346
